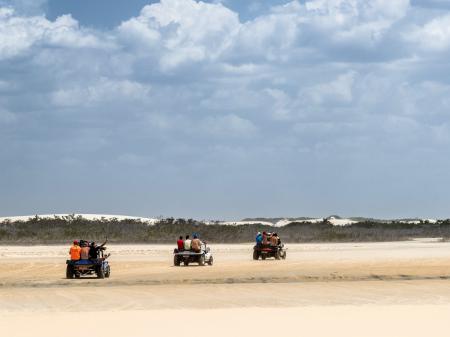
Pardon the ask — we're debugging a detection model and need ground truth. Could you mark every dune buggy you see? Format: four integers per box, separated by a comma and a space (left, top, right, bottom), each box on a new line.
174, 243, 213, 266
253, 244, 287, 260
66, 248, 111, 279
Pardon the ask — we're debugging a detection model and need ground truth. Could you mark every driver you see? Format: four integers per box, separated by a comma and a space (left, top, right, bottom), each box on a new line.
270, 233, 278, 247
89, 240, 107, 260
191, 235, 202, 253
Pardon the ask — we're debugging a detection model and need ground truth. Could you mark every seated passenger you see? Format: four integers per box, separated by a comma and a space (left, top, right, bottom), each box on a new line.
256, 232, 263, 247
262, 232, 269, 245
80, 241, 90, 260
177, 236, 184, 252
270, 233, 278, 247
184, 235, 192, 251
191, 235, 202, 253
69, 240, 81, 261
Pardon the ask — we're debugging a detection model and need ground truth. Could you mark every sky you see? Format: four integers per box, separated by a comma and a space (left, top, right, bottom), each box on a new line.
1, 0, 450, 220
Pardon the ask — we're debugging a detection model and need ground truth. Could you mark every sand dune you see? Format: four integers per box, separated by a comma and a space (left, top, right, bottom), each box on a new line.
0, 213, 159, 224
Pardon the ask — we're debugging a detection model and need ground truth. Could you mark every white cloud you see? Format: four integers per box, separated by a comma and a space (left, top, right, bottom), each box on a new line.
2, 0, 450, 217
119, 0, 240, 69
0, 8, 108, 60
200, 114, 257, 137
409, 14, 450, 51
51, 78, 152, 107
302, 72, 356, 105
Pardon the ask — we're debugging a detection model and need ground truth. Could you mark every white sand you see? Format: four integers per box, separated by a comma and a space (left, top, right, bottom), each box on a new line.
1, 241, 450, 336
3, 306, 450, 337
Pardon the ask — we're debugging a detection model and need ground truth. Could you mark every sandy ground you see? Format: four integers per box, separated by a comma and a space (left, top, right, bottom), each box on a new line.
1, 240, 450, 336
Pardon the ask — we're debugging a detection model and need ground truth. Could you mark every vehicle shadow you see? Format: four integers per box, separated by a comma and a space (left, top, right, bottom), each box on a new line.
170, 265, 211, 268
61, 277, 103, 280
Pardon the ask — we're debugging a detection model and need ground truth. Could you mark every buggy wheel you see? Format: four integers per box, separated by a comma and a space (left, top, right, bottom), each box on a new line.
174, 255, 180, 266
97, 266, 105, 279
184, 261, 189, 266
275, 250, 281, 260
253, 250, 259, 260
105, 266, 111, 278
66, 265, 74, 279
281, 251, 286, 260
261, 255, 266, 260
199, 255, 205, 266
208, 256, 214, 266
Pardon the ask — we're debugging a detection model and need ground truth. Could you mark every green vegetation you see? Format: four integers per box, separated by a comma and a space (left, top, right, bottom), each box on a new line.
1, 215, 450, 244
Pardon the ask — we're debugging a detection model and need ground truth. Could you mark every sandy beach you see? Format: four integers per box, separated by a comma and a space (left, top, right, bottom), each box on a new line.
1, 240, 450, 336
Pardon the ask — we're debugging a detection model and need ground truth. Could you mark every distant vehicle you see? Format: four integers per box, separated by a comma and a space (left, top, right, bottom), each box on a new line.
66, 245, 111, 279
173, 243, 213, 266
253, 244, 287, 260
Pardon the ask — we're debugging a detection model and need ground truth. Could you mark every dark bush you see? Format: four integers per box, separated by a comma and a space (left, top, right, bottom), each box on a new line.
0, 216, 448, 244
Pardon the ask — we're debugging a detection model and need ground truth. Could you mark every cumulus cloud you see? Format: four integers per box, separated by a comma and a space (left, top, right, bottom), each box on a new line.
2, 0, 450, 218
409, 14, 450, 51
0, 7, 108, 60
118, 0, 240, 69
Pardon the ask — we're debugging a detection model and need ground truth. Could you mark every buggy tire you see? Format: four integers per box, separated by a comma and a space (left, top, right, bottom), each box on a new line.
97, 266, 105, 279
261, 255, 266, 260
174, 255, 180, 266
184, 261, 189, 266
105, 266, 111, 278
208, 256, 214, 266
275, 250, 281, 260
199, 255, 205, 266
253, 250, 259, 260
66, 265, 74, 279
281, 251, 286, 260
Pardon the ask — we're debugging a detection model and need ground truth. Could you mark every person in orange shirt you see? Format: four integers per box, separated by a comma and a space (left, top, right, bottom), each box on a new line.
69, 240, 81, 261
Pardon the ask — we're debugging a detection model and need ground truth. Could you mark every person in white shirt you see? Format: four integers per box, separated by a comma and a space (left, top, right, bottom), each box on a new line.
184, 235, 192, 251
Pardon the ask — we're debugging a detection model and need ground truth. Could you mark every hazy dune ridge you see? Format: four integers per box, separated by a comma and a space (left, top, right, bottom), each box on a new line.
0, 213, 439, 227
0, 214, 448, 244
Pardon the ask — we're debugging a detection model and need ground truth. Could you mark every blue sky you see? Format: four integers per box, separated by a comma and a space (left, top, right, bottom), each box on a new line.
1, 0, 450, 220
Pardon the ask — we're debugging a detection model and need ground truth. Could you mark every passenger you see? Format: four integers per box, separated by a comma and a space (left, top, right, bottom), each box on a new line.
80, 241, 90, 260
191, 235, 202, 253
276, 233, 281, 245
184, 235, 192, 251
270, 233, 278, 247
262, 231, 269, 245
89, 240, 107, 260
255, 232, 263, 247
69, 240, 81, 261
177, 236, 184, 252
89, 242, 98, 260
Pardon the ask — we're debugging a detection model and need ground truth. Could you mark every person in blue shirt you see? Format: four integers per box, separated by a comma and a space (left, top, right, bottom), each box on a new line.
255, 232, 263, 247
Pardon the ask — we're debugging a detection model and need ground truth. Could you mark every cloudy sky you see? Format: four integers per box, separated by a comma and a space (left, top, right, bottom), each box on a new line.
1, 0, 450, 220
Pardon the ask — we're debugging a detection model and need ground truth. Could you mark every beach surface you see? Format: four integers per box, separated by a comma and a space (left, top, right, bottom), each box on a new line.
1, 240, 450, 336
